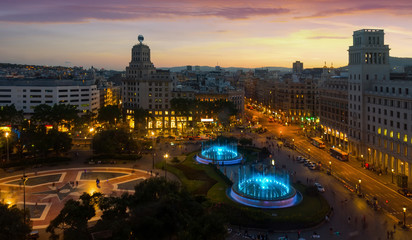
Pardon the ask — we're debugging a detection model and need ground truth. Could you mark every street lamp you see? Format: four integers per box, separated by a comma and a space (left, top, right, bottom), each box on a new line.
391, 168, 394, 184
22, 174, 28, 224
5, 132, 9, 162
358, 179, 362, 194
308, 148, 311, 159
163, 153, 169, 179
89, 128, 94, 155
401, 162, 405, 175
367, 148, 371, 163
360, 154, 364, 167
151, 131, 155, 169
329, 161, 332, 175
403, 207, 407, 228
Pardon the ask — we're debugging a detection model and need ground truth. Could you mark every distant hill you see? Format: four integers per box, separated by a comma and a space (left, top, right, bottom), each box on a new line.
159, 66, 291, 73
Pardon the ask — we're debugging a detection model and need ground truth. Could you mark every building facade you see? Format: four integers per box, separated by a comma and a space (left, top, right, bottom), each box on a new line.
0, 79, 99, 115
122, 36, 178, 134
319, 73, 349, 151
348, 29, 411, 183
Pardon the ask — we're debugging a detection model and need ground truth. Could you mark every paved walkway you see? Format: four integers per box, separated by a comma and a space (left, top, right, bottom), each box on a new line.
0, 167, 150, 229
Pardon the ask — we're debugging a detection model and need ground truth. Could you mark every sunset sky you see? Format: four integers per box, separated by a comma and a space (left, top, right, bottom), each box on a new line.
1, 0, 412, 70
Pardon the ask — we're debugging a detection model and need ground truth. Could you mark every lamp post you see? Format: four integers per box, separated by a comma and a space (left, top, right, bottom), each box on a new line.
89, 128, 94, 156
358, 179, 362, 195
22, 174, 28, 224
367, 148, 371, 164
360, 154, 364, 167
5, 132, 9, 162
329, 161, 332, 175
151, 131, 155, 169
391, 168, 394, 183
164, 153, 169, 179
403, 207, 407, 228
308, 148, 311, 159
401, 162, 405, 175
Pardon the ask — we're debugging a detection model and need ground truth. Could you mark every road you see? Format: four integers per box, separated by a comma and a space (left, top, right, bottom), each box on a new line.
248, 109, 412, 229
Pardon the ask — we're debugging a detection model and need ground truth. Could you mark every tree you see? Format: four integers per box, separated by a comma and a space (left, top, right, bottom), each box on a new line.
31, 104, 53, 125
0, 104, 24, 126
48, 129, 72, 156
46, 193, 102, 240
97, 105, 121, 127
92, 129, 137, 154
93, 178, 227, 240
133, 107, 150, 135
32, 104, 78, 129
51, 104, 78, 130
0, 203, 32, 240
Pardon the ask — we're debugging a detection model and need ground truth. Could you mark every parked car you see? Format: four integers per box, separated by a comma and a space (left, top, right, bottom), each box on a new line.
308, 163, 317, 170
397, 189, 412, 198
314, 183, 325, 192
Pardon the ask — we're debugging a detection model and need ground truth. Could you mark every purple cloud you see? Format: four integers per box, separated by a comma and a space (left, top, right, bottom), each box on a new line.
295, 4, 412, 19
0, 1, 290, 23
307, 36, 348, 39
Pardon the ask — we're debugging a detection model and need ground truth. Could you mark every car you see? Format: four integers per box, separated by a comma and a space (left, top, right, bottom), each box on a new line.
297, 157, 305, 163
314, 183, 325, 192
397, 189, 412, 198
303, 159, 311, 166
308, 163, 317, 170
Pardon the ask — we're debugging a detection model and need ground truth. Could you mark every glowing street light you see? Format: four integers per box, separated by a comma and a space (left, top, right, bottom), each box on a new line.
403, 207, 407, 228
164, 153, 169, 179
5, 132, 9, 162
391, 168, 395, 183
329, 161, 332, 175
358, 179, 362, 194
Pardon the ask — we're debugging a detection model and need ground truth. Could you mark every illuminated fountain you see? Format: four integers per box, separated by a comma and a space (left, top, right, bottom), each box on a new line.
230, 165, 302, 208
196, 140, 243, 165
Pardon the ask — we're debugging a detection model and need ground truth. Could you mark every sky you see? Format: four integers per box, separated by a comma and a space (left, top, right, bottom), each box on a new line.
1, 0, 412, 70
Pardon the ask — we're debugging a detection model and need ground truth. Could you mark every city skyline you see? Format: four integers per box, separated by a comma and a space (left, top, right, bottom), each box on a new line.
1, 0, 412, 70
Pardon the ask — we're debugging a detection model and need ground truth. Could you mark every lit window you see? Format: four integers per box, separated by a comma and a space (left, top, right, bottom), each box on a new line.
404, 135, 408, 142
384, 129, 387, 136
390, 131, 393, 138
397, 132, 400, 139
378, 128, 381, 134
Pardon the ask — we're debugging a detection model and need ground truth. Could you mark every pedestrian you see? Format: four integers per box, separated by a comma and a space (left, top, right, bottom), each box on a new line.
348, 216, 351, 224
387, 231, 390, 239
306, 177, 309, 184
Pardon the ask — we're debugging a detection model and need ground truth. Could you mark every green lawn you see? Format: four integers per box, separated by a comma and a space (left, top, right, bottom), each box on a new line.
156, 151, 330, 230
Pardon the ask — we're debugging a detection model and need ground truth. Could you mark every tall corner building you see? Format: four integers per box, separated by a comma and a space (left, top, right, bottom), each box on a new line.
122, 35, 176, 133
348, 29, 411, 182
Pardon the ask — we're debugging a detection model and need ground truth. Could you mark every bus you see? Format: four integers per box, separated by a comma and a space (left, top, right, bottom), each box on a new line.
329, 147, 348, 161
311, 137, 326, 149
